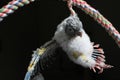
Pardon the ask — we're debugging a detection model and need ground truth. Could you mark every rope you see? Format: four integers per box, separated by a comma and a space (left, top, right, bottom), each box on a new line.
72, 0, 120, 48
0, 0, 35, 22
25, 48, 46, 80
1, 0, 120, 48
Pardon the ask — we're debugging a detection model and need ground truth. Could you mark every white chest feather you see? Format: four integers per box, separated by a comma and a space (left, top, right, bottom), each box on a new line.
60, 31, 93, 56
54, 29, 95, 67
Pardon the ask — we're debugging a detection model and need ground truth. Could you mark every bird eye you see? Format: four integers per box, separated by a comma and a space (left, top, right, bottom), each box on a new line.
68, 27, 74, 32
65, 25, 75, 36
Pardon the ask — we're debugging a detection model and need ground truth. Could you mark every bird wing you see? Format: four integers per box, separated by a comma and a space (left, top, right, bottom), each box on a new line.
24, 40, 59, 80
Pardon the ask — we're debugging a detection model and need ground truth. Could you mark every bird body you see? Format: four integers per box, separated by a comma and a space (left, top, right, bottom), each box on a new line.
24, 1, 113, 80
24, 14, 112, 80
53, 14, 112, 72
53, 15, 95, 68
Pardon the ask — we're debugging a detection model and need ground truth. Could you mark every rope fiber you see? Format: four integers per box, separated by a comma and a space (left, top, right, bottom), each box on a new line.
0, 0, 35, 22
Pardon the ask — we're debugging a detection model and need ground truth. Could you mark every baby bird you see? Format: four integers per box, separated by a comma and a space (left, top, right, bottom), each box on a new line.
24, 1, 112, 80
24, 14, 112, 80
53, 14, 112, 73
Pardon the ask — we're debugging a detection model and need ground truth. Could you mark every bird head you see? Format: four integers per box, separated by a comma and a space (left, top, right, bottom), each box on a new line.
64, 15, 83, 37
53, 14, 83, 43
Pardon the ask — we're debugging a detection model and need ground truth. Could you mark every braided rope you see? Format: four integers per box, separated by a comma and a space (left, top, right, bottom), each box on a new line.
0, 0, 35, 22
1, 0, 120, 48
72, 0, 120, 47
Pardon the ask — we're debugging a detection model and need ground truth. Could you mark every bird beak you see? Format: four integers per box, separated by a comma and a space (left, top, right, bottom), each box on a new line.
76, 31, 82, 37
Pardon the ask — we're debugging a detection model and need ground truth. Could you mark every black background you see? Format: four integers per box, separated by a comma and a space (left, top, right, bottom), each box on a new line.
0, 0, 120, 80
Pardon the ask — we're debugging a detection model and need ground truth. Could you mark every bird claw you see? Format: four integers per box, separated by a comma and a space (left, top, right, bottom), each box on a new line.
90, 62, 113, 74
91, 43, 113, 73
103, 64, 113, 69
93, 44, 100, 48
96, 56, 105, 62
90, 67, 96, 73
90, 65, 103, 74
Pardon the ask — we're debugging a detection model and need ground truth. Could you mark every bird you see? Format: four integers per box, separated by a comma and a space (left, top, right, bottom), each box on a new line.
24, 13, 112, 80
24, 1, 112, 80
53, 13, 112, 73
